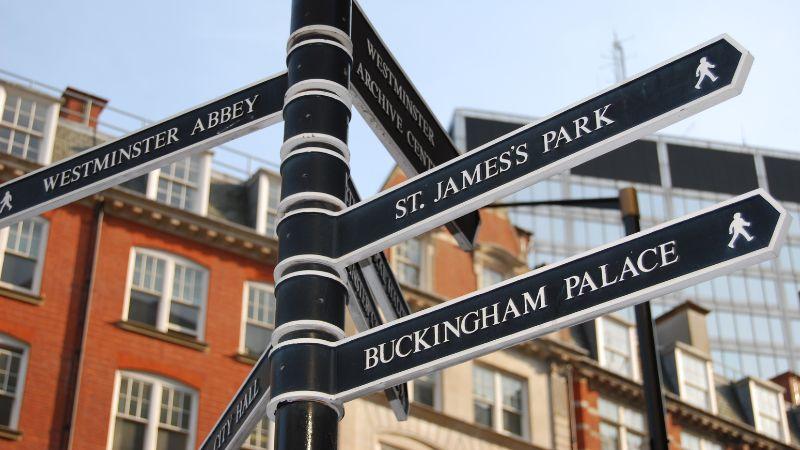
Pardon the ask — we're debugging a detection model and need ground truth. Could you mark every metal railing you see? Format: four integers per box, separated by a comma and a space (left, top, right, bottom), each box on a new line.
0, 67, 280, 179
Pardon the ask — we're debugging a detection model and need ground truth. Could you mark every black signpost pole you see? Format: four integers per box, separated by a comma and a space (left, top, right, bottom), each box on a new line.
620, 188, 670, 450
272, 1, 353, 449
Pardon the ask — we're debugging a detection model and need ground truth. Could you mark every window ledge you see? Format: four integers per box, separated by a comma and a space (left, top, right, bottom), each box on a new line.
0, 426, 21, 441
0, 286, 43, 306
116, 321, 209, 352
234, 352, 259, 365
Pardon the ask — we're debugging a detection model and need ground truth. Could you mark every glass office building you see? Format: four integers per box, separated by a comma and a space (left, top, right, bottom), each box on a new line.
452, 108, 800, 381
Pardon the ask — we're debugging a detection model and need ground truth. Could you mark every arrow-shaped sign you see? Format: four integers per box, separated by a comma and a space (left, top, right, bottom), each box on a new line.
349, 0, 481, 251
269, 189, 788, 409
0, 72, 287, 229
199, 350, 271, 450
277, 35, 753, 272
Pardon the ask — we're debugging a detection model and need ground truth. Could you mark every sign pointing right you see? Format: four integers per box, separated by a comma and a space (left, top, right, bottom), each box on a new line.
292, 35, 754, 268
322, 189, 789, 403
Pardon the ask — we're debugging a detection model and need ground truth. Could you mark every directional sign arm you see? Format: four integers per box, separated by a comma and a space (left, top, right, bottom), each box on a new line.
332, 189, 786, 401
0, 72, 287, 229
349, 1, 480, 250
334, 35, 752, 266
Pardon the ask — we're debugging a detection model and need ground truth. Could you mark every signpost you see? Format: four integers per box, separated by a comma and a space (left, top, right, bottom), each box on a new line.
0, 72, 287, 229
269, 190, 788, 408
0, 1, 772, 446
276, 35, 754, 272
350, 1, 480, 251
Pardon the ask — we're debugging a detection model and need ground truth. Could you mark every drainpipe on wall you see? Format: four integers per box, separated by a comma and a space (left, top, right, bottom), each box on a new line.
64, 199, 104, 450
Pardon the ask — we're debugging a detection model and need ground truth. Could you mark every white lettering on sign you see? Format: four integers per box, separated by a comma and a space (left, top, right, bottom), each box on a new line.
364, 285, 548, 370
563, 241, 679, 300
191, 94, 260, 136
43, 127, 180, 193
432, 143, 529, 203
541, 104, 615, 153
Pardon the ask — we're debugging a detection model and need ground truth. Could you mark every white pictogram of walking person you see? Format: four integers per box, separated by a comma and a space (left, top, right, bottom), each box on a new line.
695, 57, 719, 89
728, 212, 754, 249
0, 191, 12, 213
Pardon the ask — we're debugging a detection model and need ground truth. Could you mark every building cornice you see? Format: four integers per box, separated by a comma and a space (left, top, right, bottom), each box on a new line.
0, 153, 279, 266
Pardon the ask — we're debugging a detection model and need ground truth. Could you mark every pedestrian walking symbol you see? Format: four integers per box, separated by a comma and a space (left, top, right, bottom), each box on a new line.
728, 212, 754, 248
695, 57, 718, 89
0, 191, 12, 213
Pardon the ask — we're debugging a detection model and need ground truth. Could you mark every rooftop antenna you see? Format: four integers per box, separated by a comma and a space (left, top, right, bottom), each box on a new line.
612, 31, 627, 82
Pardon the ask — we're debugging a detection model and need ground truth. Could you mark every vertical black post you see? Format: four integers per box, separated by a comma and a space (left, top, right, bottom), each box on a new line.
272, 1, 353, 449
619, 187, 670, 450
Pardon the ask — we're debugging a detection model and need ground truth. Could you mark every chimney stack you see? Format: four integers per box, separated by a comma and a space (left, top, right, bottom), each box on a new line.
60, 87, 108, 129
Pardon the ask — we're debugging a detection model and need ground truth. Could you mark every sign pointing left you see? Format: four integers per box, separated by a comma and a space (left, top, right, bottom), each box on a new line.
0, 72, 287, 228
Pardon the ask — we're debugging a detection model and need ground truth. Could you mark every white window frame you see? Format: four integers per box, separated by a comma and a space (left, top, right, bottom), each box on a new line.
253, 170, 281, 237
749, 380, 790, 443
679, 430, 723, 450
239, 281, 276, 356
596, 316, 640, 381
598, 397, 646, 450
122, 248, 209, 340
675, 346, 717, 413
391, 237, 428, 290
0, 217, 49, 295
0, 334, 28, 430
106, 371, 198, 450
0, 85, 59, 165
472, 364, 529, 439
144, 152, 212, 215
478, 265, 507, 289
410, 370, 441, 410
241, 416, 274, 450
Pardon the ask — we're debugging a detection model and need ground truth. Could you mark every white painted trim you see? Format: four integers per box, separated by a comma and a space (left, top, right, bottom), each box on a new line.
274, 269, 346, 288
266, 390, 343, 421
122, 247, 210, 340
285, 79, 352, 111
0, 71, 287, 230
0, 333, 28, 431
279, 132, 350, 162
280, 146, 349, 166
274, 253, 341, 282
329, 189, 788, 403
277, 192, 346, 214
283, 89, 352, 113
286, 38, 353, 60
106, 370, 199, 450
287, 25, 353, 55
40, 101, 59, 166
270, 320, 346, 348
0, 216, 50, 296
239, 281, 276, 356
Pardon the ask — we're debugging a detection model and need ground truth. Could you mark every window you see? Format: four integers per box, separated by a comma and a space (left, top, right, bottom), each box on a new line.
241, 282, 276, 357
0, 334, 28, 430
393, 238, 424, 288
241, 417, 273, 450
598, 317, 637, 379
680, 431, 722, 450
265, 177, 280, 237
0, 217, 48, 294
598, 397, 646, 450
109, 372, 197, 450
472, 365, 527, 437
752, 383, 786, 441
145, 154, 211, 215
677, 350, 714, 411
411, 371, 440, 409
480, 266, 505, 289
125, 249, 208, 339
0, 90, 53, 163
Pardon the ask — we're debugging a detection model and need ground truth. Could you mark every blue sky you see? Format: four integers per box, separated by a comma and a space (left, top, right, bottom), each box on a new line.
2, 1, 798, 195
